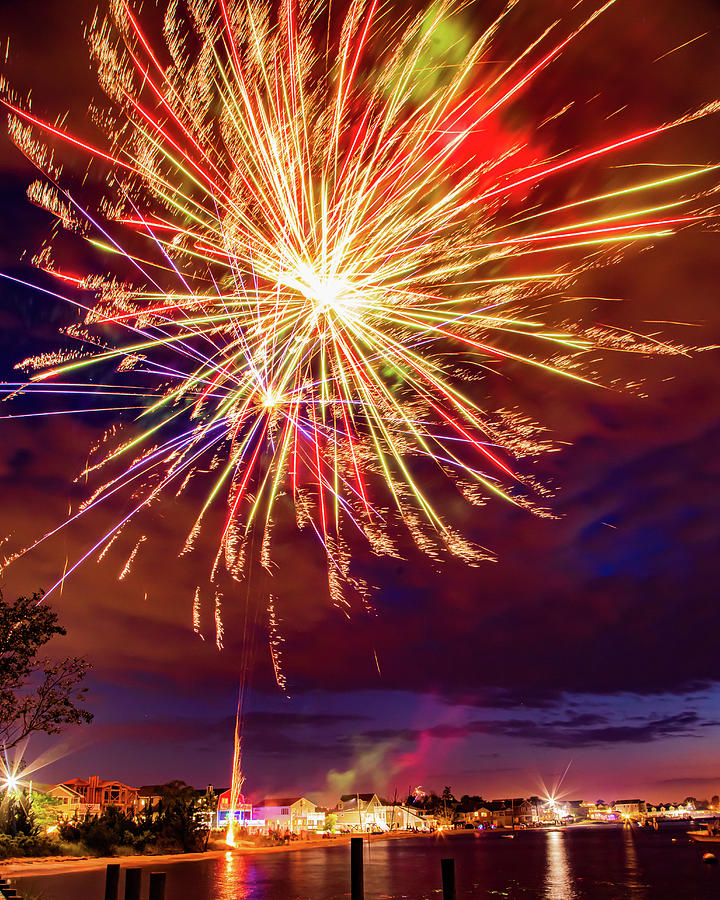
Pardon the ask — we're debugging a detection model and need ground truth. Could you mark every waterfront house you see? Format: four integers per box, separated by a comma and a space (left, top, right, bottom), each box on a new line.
253, 797, 324, 833
580, 800, 614, 820
486, 800, 513, 827
334, 794, 428, 831
335, 793, 386, 831
456, 805, 494, 827
376, 800, 429, 830
648, 802, 684, 818
60, 776, 139, 815
215, 788, 253, 828
488, 798, 538, 827
612, 799, 647, 818
37, 782, 98, 820
396, 804, 428, 830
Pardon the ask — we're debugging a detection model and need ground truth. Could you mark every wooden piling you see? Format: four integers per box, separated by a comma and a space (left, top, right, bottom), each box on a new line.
105, 863, 120, 900
441, 857, 456, 900
123, 867, 142, 900
148, 872, 166, 900
350, 836, 364, 900
0, 878, 17, 899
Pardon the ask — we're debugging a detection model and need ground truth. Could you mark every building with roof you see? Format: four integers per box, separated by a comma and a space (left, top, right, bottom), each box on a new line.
59, 776, 139, 815
456, 804, 494, 827
334, 794, 428, 831
34, 783, 98, 821
335, 793, 385, 831
613, 799, 647, 819
215, 789, 253, 829
486, 798, 543, 827
580, 800, 615, 820
379, 801, 428, 830
252, 797, 324, 833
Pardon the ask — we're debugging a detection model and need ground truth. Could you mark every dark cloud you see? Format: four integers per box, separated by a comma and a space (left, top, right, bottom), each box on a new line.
439, 688, 566, 710
653, 776, 720, 787
483, 711, 713, 748
358, 710, 713, 749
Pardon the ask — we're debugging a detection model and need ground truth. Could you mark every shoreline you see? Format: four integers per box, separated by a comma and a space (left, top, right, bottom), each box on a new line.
2, 830, 426, 880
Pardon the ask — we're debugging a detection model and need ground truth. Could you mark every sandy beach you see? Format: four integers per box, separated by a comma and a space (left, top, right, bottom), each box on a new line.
1, 830, 426, 881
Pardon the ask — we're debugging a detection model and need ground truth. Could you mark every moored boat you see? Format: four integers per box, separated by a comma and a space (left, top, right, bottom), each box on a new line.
688, 825, 720, 843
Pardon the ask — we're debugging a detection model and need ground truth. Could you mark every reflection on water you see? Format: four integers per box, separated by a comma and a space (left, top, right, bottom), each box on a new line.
217, 851, 252, 900
545, 830, 576, 899
623, 825, 647, 897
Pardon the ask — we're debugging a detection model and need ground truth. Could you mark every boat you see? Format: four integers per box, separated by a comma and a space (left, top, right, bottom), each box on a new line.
688, 825, 720, 843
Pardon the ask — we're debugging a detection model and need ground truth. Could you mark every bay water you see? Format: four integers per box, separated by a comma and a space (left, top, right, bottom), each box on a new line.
12, 823, 719, 899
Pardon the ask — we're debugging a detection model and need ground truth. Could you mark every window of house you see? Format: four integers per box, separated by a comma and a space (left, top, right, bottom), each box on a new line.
281, 808, 289, 815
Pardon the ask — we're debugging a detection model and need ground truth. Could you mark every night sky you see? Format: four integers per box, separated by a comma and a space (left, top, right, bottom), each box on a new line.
0, 0, 719, 807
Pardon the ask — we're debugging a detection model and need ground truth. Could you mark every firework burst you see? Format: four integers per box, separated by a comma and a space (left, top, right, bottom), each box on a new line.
0, 0, 717, 636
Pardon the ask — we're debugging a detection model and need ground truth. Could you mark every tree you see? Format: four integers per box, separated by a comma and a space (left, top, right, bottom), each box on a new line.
59, 806, 141, 856
154, 781, 208, 852
0, 792, 37, 838
0, 591, 93, 749
30, 791, 63, 830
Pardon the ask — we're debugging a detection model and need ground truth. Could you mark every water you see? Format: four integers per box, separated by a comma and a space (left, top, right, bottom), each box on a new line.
11, 824, 719, 899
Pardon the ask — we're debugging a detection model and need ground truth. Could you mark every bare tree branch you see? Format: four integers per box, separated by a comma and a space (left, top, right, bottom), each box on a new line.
0, 591, 93, 749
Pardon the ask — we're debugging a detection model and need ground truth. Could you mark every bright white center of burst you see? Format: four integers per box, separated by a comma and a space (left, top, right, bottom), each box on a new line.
261, 390, 283, 410
289, 266, 359, 318
312, 277, 352, 314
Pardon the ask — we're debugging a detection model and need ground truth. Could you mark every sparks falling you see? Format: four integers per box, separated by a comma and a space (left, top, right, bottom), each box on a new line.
0, 0, 717, 626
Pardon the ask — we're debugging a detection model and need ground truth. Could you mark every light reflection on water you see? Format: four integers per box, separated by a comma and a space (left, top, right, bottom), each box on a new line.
217, 852, 252, 900
622, 826, 647, 898
545, 829, 576, 899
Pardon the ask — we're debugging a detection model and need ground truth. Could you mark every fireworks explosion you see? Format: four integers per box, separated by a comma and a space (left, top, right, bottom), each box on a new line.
0, 1, 717, 651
